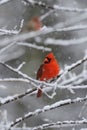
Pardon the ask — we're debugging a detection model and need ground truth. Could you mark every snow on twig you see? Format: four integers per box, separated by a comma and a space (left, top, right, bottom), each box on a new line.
0, 88, 36, 106
57, 54, 87, 80
43, 54, 87, 97
0, 54, 86, 105
0, 30, 48, 46
0, 62, 53, 91
40, 10, 54, 21
56, 11, 87, 28
44, 37, 87, 46
0, 82, 87, 107
0, 1, 87, 130
1, 24, 87, 47
30, 119, 87, 130
0, 29, 19, 35
2, 119, 87, 130
23, 0, 87, 13
9, 96, 87, 128
0, 78, 29, 83
0, 42, 15, 54
51, 25, 87, 32
17, 42, 51, 51
16, 62, 26, 71
0, 0, 12, 5
1, 117, 87, 130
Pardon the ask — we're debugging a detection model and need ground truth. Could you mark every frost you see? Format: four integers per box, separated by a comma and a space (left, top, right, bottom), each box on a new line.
34, 109, 41, 114
0, 0, 87, 130
43, 105, 50, 111
0, 0, 12, 5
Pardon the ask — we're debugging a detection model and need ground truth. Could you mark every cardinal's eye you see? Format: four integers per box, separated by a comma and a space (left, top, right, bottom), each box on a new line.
47, 57, 51, 62
44, 57, 51, 64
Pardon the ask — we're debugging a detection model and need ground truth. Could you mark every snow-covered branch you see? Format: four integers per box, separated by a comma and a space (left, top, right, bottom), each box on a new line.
0, 25, 87, 47
51, 25, 87, 32
2, 118, 87, 130
0, 1, 87, 130
0, 53, 86, 105
0, 0, 12, 5
52, 54, 87, 83
23, 0, 87, 13
30, 119, 87, 130
0, 29, 19, 35
44, 37, 87, 46
17, 42, 51, 51
9, 96, 87, 128
0, 78, 30, 83
0, 88, 36, 106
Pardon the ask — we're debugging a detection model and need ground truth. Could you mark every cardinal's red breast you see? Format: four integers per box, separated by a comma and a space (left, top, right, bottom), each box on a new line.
36, 53, 60, 97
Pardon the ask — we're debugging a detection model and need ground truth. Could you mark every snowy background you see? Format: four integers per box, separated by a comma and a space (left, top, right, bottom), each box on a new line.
0, 0, 87, 130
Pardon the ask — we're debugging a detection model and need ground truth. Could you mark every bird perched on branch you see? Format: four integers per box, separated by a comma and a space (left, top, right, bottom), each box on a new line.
21, 16, 42, 32
36, 53, 60, 97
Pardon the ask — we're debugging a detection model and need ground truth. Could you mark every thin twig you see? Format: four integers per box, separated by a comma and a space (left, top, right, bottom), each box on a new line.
9, 96, 87, 128
56, 55, 87, 80
31, 119, 87, 130
0, 88, 36, 106
0, 55, 86, 105
0, 0, 13, 5
44, 37, 87, 46
23, 0, 87, 13
17, 42, 51, 51
1, 26, 87, 47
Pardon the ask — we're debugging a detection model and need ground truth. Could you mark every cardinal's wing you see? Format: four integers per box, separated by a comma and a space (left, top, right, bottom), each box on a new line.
36, 64, 44, 80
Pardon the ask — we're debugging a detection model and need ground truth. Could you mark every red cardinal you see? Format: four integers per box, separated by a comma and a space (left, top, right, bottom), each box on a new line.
36, 53, 60, 97
21, 16, 42, 32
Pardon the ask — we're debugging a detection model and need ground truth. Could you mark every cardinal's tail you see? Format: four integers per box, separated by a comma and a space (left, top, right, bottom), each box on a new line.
37, 89, 42, 97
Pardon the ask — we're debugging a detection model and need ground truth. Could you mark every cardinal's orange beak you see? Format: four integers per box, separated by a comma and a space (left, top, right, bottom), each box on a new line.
44, 57, 47, 62
44, 57, 49, 64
